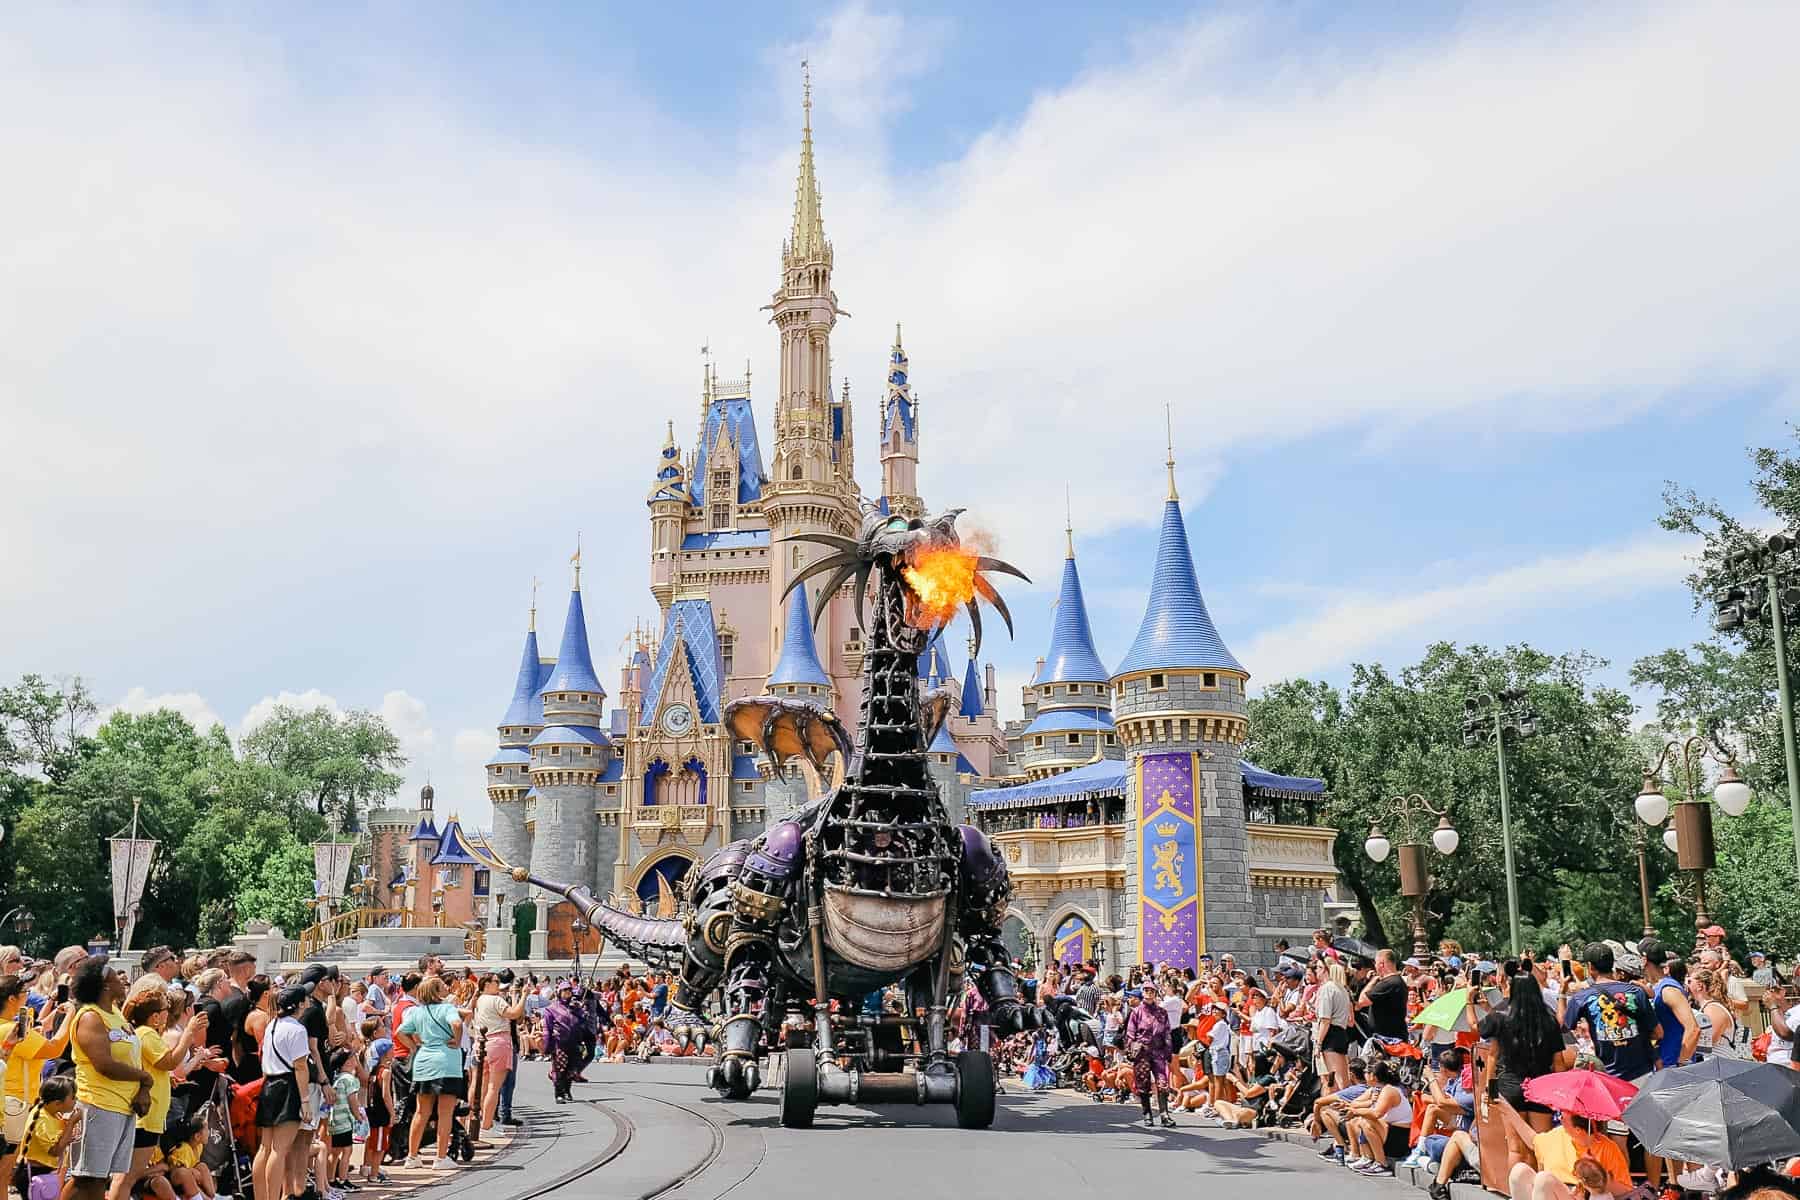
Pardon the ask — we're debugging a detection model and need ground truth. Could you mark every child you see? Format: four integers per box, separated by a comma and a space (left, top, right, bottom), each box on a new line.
324, 1049, 364, 1193
13, 1075, 79, 1200
361, 1039, 394, 1185
164, 1122, 217, 1200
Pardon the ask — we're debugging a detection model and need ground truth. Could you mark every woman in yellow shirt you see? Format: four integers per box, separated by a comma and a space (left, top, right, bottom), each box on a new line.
67, 958, 152, 1200
107, 985, 214, 1200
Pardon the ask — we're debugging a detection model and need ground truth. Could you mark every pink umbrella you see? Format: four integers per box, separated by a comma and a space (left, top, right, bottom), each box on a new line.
1523, 1069, 1641, 1122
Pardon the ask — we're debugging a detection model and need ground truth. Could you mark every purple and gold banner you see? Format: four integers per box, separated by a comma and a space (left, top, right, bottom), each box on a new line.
1053, 915, 1093, 967
1137, 751, 1203, 969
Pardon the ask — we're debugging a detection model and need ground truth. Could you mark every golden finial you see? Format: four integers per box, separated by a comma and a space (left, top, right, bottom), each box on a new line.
529, 576, 540, 632
1164, 403, 1179, 501
894, 321, 903, 348
571, 531, 583, 588
1065, 484, 1074, 558
802, 59, 812, 129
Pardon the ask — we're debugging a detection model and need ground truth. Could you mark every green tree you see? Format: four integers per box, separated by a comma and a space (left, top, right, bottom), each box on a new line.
229, 833, 316, 935
1248, 642, 1647, 954
239, 706, 403, 829
1631, 426, 1800, 957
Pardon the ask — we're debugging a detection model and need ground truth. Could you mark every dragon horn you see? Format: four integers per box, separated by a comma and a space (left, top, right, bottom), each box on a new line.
810, 564, 857, 628
779, 532, 862, 554
976, 556, 1030, 583
973, 574, 1015, 638
854, 563, 871, 633
782, 552, 859, 600
965, 598, 983, 660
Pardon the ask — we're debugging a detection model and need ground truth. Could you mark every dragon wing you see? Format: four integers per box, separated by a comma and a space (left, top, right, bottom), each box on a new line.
725, 695, 852, 782
921, 686, 953, 750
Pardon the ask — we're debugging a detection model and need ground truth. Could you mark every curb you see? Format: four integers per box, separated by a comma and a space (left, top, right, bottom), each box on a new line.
1259, 1127, 1495, 1200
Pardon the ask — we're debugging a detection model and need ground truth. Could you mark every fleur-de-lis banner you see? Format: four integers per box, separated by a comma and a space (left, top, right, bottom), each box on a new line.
1136, 752, 1203, 969
109, 837, 158, 948
312, 842, 356, 900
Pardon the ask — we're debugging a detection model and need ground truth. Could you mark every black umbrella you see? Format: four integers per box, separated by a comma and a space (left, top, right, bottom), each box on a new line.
1622, 1056, 1800, 1169
1331, 936, 1381, 964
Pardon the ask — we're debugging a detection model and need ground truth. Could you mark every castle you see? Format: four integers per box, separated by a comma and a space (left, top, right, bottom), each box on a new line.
372, 85, 1348, 968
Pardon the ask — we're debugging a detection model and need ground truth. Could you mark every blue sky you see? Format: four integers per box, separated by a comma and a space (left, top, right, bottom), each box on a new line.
4, 2, 1796, 829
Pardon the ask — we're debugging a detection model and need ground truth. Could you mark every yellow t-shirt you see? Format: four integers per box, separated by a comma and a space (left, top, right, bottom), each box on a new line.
167, 1142, 200, 1170
72, 1004, 141, 1114
137, 1025, 171, 1133
5, 1029, 53, 1104
23, 1106, 68, 1168
1532, 1125, 1632, 1188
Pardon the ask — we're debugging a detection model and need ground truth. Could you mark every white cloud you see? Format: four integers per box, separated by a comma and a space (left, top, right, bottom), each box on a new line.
99, 687, 224, 734
237, 690, 344, 738
1238, 533, 1692, 684
379, 690, 437, 759
4, 3, 1797, 792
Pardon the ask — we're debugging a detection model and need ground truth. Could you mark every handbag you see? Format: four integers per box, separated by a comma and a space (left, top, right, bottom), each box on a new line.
2, 1057, 29, 1144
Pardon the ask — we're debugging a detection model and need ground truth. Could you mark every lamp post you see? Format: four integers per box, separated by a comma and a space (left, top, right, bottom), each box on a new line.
1630, 822, 1655, 941
1635, 734, 1752, 937
571, 918, 589, 977
1712, 530, 1800, 889
1363, 793, 1459, 959
0, 907, 33, 941
1462, 688, 1542, 956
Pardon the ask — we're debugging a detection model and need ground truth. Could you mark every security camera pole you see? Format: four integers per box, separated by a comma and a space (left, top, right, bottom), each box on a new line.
1463, 688, 1542, 957
1713, 531, 1800, 887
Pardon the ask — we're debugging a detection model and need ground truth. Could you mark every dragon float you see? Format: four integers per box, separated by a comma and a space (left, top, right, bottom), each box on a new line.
471, 508, 1041, 1128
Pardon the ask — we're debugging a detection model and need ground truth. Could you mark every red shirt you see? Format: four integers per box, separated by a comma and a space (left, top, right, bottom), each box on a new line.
389, 995, 417, 1060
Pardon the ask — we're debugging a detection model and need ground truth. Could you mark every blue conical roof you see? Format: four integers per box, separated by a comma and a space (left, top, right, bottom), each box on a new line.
1041, 552, 1110, 683
958, 655, 984, 719
928, 719, 958, 756
408, 815, 440, 843
916, 631, 953, 685
431, 817, 481, 866
499, 629, 544, 728
540, 588, 606, 696
770, 587, 831, 687
1114, 499, 1244, 677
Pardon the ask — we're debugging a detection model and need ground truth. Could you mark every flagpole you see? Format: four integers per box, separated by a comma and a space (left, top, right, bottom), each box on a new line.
121, 797, 142, 951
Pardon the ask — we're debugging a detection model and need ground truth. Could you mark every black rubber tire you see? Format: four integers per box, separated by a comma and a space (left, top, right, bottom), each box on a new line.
954, 1050, 996, 1129
780, 1047, 817, 1128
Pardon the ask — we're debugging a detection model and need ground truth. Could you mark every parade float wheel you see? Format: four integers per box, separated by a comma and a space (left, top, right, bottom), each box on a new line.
779, 1047, 817, 1128
953, 1050, 996, 1129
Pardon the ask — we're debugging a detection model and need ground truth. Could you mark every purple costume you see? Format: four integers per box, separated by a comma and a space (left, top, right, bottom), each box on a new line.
1125, 998, 1173, 1093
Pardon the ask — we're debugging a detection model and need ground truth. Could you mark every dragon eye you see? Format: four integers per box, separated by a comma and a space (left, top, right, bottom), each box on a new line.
885, 517, 910, 532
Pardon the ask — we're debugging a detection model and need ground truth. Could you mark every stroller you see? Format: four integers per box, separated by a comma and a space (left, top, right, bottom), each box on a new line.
413, 1094, 477, 1164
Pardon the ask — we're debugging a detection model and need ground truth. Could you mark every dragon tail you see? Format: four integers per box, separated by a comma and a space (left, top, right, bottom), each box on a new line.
465, 832, 689, 972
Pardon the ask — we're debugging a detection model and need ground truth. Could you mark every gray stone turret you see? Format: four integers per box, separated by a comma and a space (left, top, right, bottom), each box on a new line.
1114, 459, 1255, 966
528, 574, 606, 896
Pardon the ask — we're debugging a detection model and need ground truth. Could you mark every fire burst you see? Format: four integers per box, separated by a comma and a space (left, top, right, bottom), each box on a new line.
902, 545, 981, 628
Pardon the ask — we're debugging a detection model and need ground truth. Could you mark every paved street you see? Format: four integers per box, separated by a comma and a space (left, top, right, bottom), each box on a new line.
477, 1059, 1417, 1200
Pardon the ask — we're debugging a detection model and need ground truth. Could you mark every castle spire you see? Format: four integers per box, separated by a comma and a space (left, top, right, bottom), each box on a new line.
788, 61, 828, 264
1040, 538, 1110, 684
540, 575, 606, 697
769, 585, 831, 689
1065, 485, 1075, 559
1114, 483, 1243, 678
1164, 403, 1179, 502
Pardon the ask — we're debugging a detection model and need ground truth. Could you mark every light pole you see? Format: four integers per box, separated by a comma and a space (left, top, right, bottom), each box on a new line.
1462, 688, 1541, 956
1713, 530, 1800, 889
1363, 793, 1460, 959
1635, 735, 1752, 938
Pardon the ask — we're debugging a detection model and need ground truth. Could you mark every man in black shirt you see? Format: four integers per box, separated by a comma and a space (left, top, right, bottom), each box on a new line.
295, 964, 341, 1200
1358, 950, 1410, 1041
187, 968, 237, 1105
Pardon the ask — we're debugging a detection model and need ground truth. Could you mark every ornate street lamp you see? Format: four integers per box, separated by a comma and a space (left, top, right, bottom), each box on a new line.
1462, 687, 1543, 956
1636, 735, 1751, 937
1364, 794, 1458, 959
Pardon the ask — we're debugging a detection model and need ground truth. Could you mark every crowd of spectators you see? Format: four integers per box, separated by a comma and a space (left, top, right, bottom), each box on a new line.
963, 926, 1800, 1200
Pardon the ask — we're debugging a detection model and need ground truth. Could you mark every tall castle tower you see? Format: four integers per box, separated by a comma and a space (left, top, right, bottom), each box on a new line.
528, 559, 608, 910
1112, 442, 1255, 967
880, 325, 922, 519
486, 591, 545, 875
763, 71, 860, 709
1019, 517, 1120, 780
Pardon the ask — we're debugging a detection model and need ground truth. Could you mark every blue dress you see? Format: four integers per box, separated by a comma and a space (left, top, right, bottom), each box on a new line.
1023, 1033, 1057, 1090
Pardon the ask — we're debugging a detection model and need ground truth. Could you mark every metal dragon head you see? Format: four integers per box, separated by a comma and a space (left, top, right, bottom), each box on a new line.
781, 507, 1028, 657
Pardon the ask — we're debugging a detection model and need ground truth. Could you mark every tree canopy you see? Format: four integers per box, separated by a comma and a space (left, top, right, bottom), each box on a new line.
0, 679, 404, 954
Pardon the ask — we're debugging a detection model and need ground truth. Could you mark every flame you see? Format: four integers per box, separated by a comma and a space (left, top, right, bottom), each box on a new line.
901, 544, 980, 628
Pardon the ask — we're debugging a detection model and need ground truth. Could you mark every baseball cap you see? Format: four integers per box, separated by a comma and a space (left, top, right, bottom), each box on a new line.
1638, 938, 1672, 966
1703, 924, 1726, 938
1403, 957, 1422, 968
298, 963, 339, 987
1749, 950, 1767, 960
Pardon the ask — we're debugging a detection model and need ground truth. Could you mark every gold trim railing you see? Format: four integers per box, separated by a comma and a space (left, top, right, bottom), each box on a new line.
296, 907, 407, 961
463, 926, 486, 959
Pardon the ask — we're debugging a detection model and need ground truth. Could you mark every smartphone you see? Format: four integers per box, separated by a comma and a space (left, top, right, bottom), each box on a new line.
56, 984, 69, 1005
